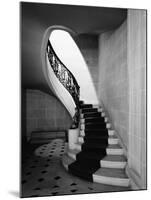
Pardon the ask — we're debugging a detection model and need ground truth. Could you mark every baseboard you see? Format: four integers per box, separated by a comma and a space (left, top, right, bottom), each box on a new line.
126, 165, 142, 190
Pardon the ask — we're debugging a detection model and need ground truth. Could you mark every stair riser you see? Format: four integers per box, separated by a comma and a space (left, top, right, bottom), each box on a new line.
105, 117, 108, 122
78, 137, 118, 145
85, 119, 105, 123
80, 130, 114, 137
80, 119, 85, 124
101, 112, 106, 117
92, 105, 100, 109
98, 108, 103, 112
80, 105, 92, 109
81, 109, 98, 113
108, 138, 119, 145
100, 160, 126, 169
81, 124, 107, 130
82, 113, 102, 118
80, 123, 111, 130
106, 148, 124, 155
75, 143, 124, 155
93, 175, 130, 187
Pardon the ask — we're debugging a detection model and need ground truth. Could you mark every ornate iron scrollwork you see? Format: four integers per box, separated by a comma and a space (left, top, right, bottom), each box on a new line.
47, 40, 80, 128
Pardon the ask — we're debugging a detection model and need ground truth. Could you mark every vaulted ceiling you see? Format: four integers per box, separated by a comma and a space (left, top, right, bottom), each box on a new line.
21, 2, 127, 94
22, 2, 127, 35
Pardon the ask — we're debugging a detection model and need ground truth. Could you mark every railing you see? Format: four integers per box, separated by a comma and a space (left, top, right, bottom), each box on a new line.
46, 40, 80, 128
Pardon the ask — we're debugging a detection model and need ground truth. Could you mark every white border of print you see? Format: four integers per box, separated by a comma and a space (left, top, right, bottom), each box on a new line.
0, 0, 150, 200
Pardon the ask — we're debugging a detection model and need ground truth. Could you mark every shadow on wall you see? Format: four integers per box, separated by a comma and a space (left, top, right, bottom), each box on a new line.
49, 30, 99, 105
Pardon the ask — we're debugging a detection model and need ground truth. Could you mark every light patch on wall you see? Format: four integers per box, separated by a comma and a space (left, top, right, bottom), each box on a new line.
49, 30, 99, 104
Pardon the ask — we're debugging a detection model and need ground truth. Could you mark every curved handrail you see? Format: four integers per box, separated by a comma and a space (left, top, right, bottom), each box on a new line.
46, 40, 80, 128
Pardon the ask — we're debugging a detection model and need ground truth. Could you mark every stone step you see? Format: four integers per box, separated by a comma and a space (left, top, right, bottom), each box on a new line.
80, 129, 115, 137
101, 155, 127, 169
80, 123, 111, 130
78, 135, 119, 145
81, 112, 102, 118
80, 108, 98, 113
67, 149, 126, 169
93, 168, 130, 187
80, 113, 105, 124
107, 144, 124, 155
62, 154, 75, 170
74, 142, 124, 155
80, 104, 92, 109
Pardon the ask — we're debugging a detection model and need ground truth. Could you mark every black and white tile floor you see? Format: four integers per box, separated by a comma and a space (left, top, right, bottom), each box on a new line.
21, 139, 130, 198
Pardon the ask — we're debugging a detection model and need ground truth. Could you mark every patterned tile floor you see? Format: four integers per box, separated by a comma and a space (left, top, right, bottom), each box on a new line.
21, 139, 131, 198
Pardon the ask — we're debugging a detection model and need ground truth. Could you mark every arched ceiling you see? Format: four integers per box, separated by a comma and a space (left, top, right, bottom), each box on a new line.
21, 2, 127, 94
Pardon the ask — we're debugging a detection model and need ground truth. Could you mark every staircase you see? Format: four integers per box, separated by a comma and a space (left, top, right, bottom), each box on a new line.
62, 101, 130, 187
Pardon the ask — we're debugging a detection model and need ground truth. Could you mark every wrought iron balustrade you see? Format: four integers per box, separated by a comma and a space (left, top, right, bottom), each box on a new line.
46, 40, 80, 128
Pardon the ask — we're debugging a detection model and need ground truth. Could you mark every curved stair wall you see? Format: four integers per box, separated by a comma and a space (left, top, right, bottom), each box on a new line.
46, 55, 76, 118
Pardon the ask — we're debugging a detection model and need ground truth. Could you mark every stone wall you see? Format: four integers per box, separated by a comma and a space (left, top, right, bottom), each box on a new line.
98, 10, 146, 189
22, 89, 72, 140
98, 21, 128, 148
127, 9, 146, 189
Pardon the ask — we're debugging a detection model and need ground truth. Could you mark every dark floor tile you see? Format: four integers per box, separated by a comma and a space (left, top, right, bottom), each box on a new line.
51, 192, 58, 196
54, 176, 61, 180
44, 164, 49, 167
38, 178, 44, 182
41, 170, 47, 174
70, 183, 77, 186
34, 187, 41, 190
26, 172, 31, 176
88, 187, 93, 190
22, 180, 27, 184
53, 185, 59, 188
30, 166, 36, 169
71, 189, 77, 193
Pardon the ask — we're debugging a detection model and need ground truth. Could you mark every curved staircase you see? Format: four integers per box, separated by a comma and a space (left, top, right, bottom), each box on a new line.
45, 39, 130, 188
63, 101, 130, 187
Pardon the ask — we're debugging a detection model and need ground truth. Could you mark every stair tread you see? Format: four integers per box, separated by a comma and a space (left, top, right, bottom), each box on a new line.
85, 128, 107, 132
81, 108, 98, 112
94, 168, 129, 179
85, 116, 104, 119
82, 135, 117, 139
107, 144, 122, 149
84, 112, 100, 115
102, 155, 127, 162
76, 142, 122, 149
80, 104, 92, 108
85, 121, 105, 125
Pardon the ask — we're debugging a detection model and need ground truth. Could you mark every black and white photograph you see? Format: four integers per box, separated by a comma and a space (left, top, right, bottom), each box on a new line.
20, 1, 147, 198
